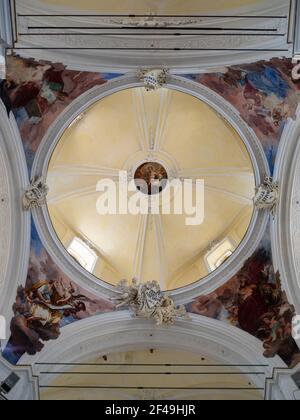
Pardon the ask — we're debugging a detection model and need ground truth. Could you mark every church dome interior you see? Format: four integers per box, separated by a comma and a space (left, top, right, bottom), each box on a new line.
0, 0, 300, 403
47, 87, 255, 291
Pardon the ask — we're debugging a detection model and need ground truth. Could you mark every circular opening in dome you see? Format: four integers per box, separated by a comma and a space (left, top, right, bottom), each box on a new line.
46, 87, 256, 292
134, 162, 168, 195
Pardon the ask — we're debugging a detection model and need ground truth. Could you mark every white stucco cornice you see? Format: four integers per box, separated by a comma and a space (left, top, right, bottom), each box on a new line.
293, 0, 300, 57
0, 356, 38, 400
13, 0, 292, 73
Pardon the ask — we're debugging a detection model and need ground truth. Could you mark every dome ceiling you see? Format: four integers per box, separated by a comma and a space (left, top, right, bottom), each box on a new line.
47, 87, 255, 291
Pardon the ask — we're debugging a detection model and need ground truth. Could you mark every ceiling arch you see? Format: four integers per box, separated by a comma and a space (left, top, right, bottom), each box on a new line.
20, 312, 295, 400
0, 100, 30, 332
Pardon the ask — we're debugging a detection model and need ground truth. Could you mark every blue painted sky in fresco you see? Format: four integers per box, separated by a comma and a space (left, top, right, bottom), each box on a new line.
31, 217, 43, 257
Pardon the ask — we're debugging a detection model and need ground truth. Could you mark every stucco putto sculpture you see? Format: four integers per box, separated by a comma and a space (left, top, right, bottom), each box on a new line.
23, 177, 49, 211
113, 279, 189, 325
254, 176, 279, 217
138, 69, 168, 91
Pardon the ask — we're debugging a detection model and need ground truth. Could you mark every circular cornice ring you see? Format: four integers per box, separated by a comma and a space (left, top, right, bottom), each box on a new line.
31, 74, 270, 303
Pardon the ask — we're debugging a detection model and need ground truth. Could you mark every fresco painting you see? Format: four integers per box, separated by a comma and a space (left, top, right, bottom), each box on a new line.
3, 56, 121, 171
3, 222, 114, 365
1, 56, 300, 366
188, 232, 300, 367
186, 58, 300, 172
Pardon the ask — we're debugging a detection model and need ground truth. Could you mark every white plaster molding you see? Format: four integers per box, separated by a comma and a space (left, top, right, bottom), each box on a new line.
0, 0, 13, 78
19, 312, 295, 399
0, 100, 30, 341
293, 0, 300, 57
30, 74, 269, 304
0, 355, 38, 400
132, 215, 149, 281
153, 214, 168, 289
265, 363, 300, 400
14, 0, 292, 73
272, 105, 300, 346
0, 112, 11, 291
0, 0, 13, 47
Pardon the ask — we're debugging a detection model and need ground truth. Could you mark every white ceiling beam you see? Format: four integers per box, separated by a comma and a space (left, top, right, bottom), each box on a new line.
14, 0, 291, 73
153, 89, 173, 153
47, 166, 122, 204
132, 89, 151, 153
133, 214, 149, 281
178, 167, 253, 179
178, 168, 254, 205
205, 185, 253, 206
48, 164, 121, 179
0, 0, 13, 47
0, 0, 14, 79
153, 214, 168, 290
47, 184, 98, 204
